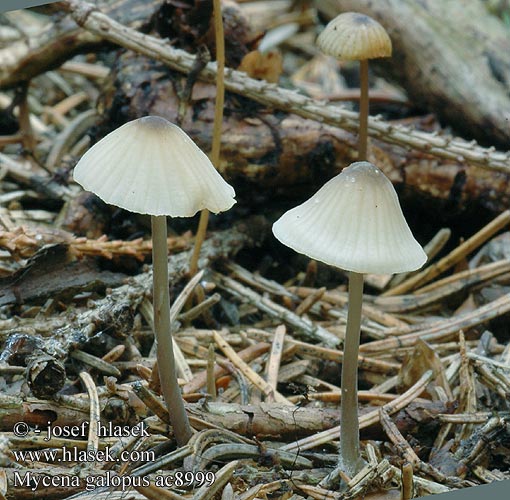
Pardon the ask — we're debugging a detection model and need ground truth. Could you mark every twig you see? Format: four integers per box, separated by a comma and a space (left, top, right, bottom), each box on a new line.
130, 445, 193, 478
360, 293, 510, 354
295, 287, 326, 316
71, 350, 122, 377
182, 341, 270, 394
214, 272, 340, 346
59, 60, 110, 79
297, 484, 339, 500
135, 483, 186, 500
17, 83, 37, 153
281, 370, 433, 452
0, 225, 192, 261
206, 343, 217, 399
379, 408, 420, 463
45, 109, 97, 170
401, 462, 414, 500
247, 328, 399, 374
437, 412, 510, 424
383, 210, 510, 296
454, 416, 507, 466
79, 371, 100, 458
224, 261, 297, 299
457, 331, 477, 442
287, 390, 397, 404
388, 228, 451, 289
344, 459, 393, 499
101, 344, 125, 363
132, 382, 170, 424
265, 324, 286, 403
379, 408, 469, 488
193, 460, 238, 500
178, 293, 221, 323
472, 465, 508, 483
189, 0, 225, 276
290, 287, 408, 327
375, 259, 510, 313
212, 330, 292, 405
388, 465, 451, 496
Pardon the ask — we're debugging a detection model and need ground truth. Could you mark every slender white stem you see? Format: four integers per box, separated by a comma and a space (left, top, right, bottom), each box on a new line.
358, 60, 369, 161
339, 271, 364, 476
152, 215, 192, 446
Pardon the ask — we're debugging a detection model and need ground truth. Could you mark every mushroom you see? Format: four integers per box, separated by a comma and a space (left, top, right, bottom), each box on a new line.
73, 116, 236, 446
316, 12, 392, 161
272, 161, 426, 476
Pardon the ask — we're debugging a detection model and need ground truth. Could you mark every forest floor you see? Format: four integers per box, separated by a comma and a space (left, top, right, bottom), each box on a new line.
0, 1, 510, 499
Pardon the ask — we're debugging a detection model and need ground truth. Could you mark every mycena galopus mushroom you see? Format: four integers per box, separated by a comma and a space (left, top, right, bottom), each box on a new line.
273, 161, 426, 475
317, 13, 392, 161
73, 116, 236, 446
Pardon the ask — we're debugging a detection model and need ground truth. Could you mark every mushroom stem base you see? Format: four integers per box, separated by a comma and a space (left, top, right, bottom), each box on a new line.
152, 215, 193, 446
339, 271, 365, 476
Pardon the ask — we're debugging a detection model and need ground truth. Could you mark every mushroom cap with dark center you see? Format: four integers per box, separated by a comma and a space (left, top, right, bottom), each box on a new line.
317, 12, 392, 61
272, 161, 426, 274
73, 116, 236, 217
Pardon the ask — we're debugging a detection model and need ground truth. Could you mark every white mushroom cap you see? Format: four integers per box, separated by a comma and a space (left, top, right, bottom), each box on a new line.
272, 162, 427, 274
73, 116, 236, 217
317, 12, 392, 61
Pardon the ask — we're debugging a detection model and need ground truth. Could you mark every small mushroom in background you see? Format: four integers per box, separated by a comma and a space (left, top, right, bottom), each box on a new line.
73, 116, 236, 446
316, 12, 392, 161
272, 161, 426, 477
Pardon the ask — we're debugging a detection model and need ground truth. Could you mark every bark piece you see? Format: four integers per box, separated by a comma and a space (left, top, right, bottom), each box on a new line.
0, 244, 127, 306
26, 352, 66, 399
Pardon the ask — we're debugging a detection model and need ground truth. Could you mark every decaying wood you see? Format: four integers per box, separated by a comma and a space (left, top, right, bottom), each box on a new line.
60, 0, 509, 174
187, 401, 340, 439
3, 1, 508, 177
317, 0, 510, 148
99, 50, 510, 217
3, 3, 510, 218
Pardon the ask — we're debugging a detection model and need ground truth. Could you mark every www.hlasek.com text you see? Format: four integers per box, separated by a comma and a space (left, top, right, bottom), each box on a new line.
12, 445, 155, 463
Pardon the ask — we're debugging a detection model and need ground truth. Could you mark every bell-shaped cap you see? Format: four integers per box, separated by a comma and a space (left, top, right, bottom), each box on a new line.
73, 116, 236, 217
317, 12, 392, 61
272, 162, 427, 274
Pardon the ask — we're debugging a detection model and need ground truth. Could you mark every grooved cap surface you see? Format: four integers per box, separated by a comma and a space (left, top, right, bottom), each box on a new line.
317, 12, 392, 61
73, 116, 236, 217
272, 162, 427, 274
